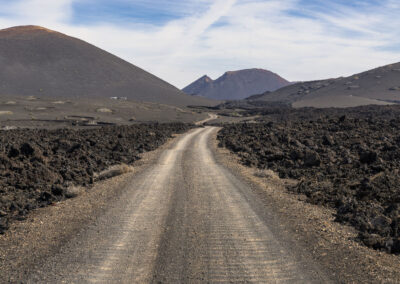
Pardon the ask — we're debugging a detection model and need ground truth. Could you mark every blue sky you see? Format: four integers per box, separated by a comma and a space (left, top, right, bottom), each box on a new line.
0, 0, 399, 87
71, 0, 211, 25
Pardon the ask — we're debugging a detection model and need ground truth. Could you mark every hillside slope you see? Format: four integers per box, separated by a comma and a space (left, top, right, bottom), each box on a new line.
183, 69, 290, 100
249, 62, 400, 108
0, 25, 213, 107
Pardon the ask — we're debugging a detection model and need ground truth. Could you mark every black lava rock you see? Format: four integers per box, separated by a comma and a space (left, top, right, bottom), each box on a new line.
217, 106, 400, 254
0, 123, 193, 235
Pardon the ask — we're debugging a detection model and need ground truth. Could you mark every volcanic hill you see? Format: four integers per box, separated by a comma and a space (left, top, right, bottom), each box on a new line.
183, 69, 290, 100
0, 25, 213, 107
248, 62, 400, 108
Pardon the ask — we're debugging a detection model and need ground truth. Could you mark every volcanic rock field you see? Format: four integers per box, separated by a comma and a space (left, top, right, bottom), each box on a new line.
217, 105, 400, 254
0, 123, 191, 233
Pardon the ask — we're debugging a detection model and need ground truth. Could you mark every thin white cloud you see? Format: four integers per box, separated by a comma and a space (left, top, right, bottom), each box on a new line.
156, 0, 237, 74
0, 0, 399, 88
2, 0, 73, 25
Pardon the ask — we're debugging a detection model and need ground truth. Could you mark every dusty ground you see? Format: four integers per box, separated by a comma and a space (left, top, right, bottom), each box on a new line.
215, 131, 400, 283
0, 130, 181, 282
1, 127, 399, 283
0, 95, 207, 129
4, 128, 329, 283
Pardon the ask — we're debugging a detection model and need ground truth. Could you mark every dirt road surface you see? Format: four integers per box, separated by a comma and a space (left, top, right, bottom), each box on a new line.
195, 113, 218, 125
13, 127, 327, 283
5, 127, 399, 283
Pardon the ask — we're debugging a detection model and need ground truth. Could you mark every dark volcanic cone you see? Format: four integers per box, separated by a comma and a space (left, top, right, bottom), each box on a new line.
0, 25, 213, 107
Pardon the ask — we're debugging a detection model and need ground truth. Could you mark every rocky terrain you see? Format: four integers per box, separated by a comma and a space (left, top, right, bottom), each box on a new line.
0, 123, 192, 234
217, 105, 400, 254
183, 69, 290, 100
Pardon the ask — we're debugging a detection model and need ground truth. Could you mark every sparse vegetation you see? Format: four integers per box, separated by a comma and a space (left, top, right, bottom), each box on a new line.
96, 108, 113, 113
94, 164, 134, 181
64, 185, 83, 198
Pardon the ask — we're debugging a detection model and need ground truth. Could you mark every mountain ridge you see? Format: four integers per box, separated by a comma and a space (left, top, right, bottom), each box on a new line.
183, 68, 290, 100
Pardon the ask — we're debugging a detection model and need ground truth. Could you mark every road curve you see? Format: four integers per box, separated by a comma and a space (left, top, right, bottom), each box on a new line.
26, 127, 331, 283
195, 113, 218, 125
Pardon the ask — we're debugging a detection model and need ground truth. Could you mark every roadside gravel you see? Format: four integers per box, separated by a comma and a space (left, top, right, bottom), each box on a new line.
215, 129, 400, 283
0, 131, 182, 282
0, 123, 191, 234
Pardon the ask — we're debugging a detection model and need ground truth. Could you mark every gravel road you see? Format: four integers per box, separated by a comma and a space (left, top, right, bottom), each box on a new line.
23, 127, 332, 283
194, 112, 218, 125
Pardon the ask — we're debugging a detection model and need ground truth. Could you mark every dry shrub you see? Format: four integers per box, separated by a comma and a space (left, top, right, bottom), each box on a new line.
96, 108, 113, 113
253, 169, 279, 180
65, 186, 83, 198
94, 164, 134, 181
0, 111, 13, 115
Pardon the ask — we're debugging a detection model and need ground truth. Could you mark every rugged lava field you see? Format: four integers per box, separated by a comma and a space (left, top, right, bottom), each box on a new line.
218, 106, 400, 254
0, 123, 191, 233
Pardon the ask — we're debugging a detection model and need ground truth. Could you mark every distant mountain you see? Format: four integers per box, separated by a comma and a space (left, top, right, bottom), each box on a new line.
183, 69, 290, 100
248, 62, 400, 108
0, 25, 214, 107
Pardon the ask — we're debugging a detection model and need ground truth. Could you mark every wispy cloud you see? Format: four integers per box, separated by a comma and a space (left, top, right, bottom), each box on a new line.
0, 0, 73, 24
0, 0, 399, 88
